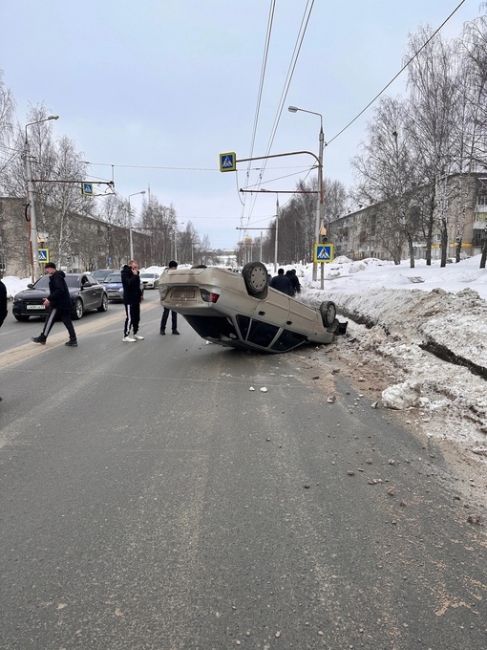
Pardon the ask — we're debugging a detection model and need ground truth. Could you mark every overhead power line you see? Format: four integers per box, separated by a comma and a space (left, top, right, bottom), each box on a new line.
326, 0, 468, 146
245, 0, 315, 223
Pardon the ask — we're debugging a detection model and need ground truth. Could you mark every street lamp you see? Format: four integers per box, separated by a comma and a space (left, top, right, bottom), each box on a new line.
288, 105, 324, 284
23, 114, 59, 281
127, 190, 146, 259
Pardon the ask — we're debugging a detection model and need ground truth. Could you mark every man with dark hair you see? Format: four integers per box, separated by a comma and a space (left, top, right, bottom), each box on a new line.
0, 278, 8, 401
160, 260, 179, 335
32, 262, 78, 347
285, 268, 301, 297
270, 268, 293, 296
121, 259, 144, 342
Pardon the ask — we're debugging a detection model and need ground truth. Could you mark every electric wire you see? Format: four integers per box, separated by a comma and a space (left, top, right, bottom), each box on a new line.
246, 0, 315, 224
241, 0, 276, 214
326, 0, 468, 146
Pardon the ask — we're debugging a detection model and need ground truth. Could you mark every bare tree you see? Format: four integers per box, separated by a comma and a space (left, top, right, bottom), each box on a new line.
353, 97, 420, 265
406, 29, 460, 266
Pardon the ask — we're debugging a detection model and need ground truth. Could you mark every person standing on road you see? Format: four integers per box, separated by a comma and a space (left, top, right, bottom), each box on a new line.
121, 259, 144, 342
32, 262, 78, 347
160, 260, 180, 335
0, 278, 8, 401
270, 268, 294, 296
285, 269, 301, 297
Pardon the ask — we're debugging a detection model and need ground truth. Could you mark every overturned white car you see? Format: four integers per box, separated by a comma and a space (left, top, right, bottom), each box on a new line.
159, 262, 345, 353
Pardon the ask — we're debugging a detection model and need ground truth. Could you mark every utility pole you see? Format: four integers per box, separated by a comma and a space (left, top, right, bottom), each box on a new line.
23, 114, 59, 282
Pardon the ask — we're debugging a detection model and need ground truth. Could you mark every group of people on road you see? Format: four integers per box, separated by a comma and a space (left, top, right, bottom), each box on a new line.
120, 258, 179, 341
269, 268, 301, 297
25, 258, 180, 348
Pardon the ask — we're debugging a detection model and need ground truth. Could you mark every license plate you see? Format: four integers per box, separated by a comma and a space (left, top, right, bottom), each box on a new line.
172, 287, 196, 300
27, 304, 45, 310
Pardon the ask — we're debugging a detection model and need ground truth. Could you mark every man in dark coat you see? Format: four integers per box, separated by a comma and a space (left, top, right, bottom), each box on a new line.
285, 269, 301, 296
270, 268, 294, 296
121, 259, 144, 342
32, 262, 78, 346
0, 279, 7, 401
160, 260, 179, 335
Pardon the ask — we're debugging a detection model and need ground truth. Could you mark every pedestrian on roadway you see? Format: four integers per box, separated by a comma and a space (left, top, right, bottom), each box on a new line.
32, 262, 78, 347
0, 278, 8, 401
285, 269, 301, 296
121, 259, 144, 342
160, 260, 180, 335
270, 268, 294, 296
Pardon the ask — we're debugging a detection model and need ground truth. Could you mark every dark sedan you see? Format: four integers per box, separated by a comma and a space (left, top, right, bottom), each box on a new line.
12, 273, 109, 321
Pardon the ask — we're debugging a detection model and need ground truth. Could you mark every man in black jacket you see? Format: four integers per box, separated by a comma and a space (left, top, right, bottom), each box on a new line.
121, 259, 144, 342
285, 269, 301, 297
32, 262, 78, 347
270, 268, 294, 296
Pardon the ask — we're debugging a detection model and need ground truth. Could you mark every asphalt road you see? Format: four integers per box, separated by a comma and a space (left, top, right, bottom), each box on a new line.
0, 291, 485, 649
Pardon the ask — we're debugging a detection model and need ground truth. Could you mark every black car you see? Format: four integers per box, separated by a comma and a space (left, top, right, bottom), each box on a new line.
12, 273, 109, 321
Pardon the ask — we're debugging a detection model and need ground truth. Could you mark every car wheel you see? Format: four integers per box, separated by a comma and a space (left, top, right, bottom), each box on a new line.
98, 294, 108, 312
320, 301, 336, 328
14, 314, 30, 322
72, 298, 84, 320
242, 262, 268, 299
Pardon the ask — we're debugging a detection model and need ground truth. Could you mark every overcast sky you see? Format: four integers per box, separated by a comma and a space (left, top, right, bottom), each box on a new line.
0, 1, 481, 250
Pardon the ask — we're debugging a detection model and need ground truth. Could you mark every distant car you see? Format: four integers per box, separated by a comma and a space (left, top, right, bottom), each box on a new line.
140, 272, 160, 290
158, 262, 344, 354
92, 268, 113, 283
103, 271, 145, 302
12, 273, 108, 321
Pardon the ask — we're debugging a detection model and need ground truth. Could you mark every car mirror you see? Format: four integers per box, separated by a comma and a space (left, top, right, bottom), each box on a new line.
27, 283, 34, 289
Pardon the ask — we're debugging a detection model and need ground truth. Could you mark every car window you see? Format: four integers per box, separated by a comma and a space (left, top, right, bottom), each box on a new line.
105, 273, 121, 282
271, 329, 307, 352
247, 320, 279, 348
65, 275, 81, 288
33, 275, 50, 288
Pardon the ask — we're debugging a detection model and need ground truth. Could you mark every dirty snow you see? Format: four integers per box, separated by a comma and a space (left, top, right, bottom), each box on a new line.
289, 255, 487, 451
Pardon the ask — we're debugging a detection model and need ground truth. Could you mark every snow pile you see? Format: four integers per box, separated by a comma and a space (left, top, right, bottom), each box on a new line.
2, 276, 31, 298
295, 255, 487, 446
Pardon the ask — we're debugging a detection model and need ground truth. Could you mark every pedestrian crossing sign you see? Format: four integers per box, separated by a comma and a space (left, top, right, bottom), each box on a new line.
81, 182, 94, 195
219, 152, 237, 172
314, 243, 334, 263
38, 248, 49, 263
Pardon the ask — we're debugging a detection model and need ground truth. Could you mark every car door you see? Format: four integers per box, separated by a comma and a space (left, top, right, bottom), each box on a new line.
86, 274, 102, 308
248, 289, 291, 349
80, 274, 96, 309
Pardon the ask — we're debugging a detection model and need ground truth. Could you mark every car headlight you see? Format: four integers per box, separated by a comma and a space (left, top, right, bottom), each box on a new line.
13, 296, 22, 303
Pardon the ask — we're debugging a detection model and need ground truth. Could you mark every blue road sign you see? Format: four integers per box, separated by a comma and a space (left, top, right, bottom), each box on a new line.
81, 182, 94, 195
219, 152, 237, 172
38, 248, 49, 263
314, 243, 335, 263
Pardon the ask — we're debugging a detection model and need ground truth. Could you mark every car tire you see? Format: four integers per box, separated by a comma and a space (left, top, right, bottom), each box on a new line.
242, 262, 268, 299
14, 314, 30, 322
72, 298, 84, 320
98, 294, 108, 312
320, 301, 337, 328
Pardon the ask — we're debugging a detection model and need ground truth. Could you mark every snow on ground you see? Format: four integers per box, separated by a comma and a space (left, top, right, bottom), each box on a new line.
288, 255, 487, 452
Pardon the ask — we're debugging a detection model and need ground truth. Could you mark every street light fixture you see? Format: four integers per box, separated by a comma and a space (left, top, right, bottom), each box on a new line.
127, 190, 146, 259
23, 114, 59, 282
288, 105, 324, 284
